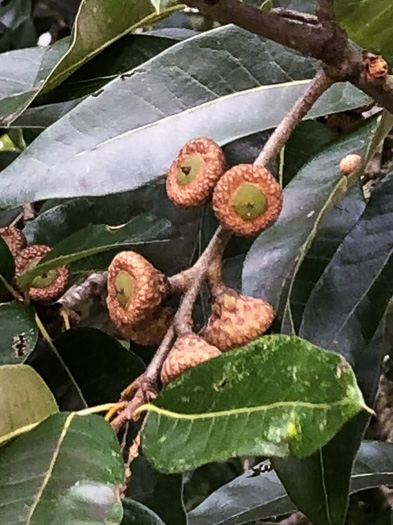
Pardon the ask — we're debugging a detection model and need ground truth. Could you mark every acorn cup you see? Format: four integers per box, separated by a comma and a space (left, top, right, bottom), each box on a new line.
212, 164, 283, 236
166, 137, 225, 207
15, 245, 69, 303
161, 333, 221, 384
0, 226, 27, 257
116, 306, 174, 346
202, 286, 275, 351
107, 251, 169, 331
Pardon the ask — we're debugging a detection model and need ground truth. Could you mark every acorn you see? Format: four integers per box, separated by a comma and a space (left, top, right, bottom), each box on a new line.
212, 164, 282, 236
339, 154, 361, 176
0, 226, 26, 257
107, 251, 169, 329
117, 306, 174, 345
202, 286, 275, 351
15, 245, 69, 303
161, 333, 221, 384
166, 137, 225, 207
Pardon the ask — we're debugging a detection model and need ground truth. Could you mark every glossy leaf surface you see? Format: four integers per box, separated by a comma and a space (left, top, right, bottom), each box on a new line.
142, 335, 365, 473
0, 413, 125, 524
0, 26, 369, 208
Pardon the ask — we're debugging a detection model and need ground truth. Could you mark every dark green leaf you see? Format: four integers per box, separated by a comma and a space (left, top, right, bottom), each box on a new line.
0, 236, 15, 291
24, 182, 204, 276
142, 335, 366, 474
0, 0, 182, 126
0, 412, 125, 524
352, 440, 393, 491
335, 1, 393, 58
300, 167, 393, 360
41, 32, 190, 104
122, 498, 165, 525
188, 440, 393, 525
242, 119, 376, 316
18, 213, 175, 289
127, 456, 187, 525
27, 328, 145, 410
0, 39, 69, 126
0, 364, 58, 444
188, 460, 292, 525
285, 181, 365, 333
275, 250, 390, 525
0, 302, 38, 364
0, 26, 369, 208
283, 120, 336, 186
10, 98, 84, 132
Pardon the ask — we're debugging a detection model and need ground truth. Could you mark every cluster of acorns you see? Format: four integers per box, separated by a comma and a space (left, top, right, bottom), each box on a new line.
0, 227, 69, 302
107, 137, 283, 384
0, 142, 359, 385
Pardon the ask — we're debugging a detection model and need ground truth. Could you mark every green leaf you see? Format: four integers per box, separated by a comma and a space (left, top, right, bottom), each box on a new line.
42, 32, 189, 105
283, 120, 336, 186
0, 1, 183, 126
0, 25, 369, 209
0, 302, 38, 364
122, 499, 165, 525
23, 182, 204, 276
274, 294, 388, 523
0, 412, 125, 524
335, 0, 393, 58
352, 440, 393, 491
242, 118, 376, 316
17, 213, 175, 289
53, 481, 124, 525
27, 328, 145, 410
141, 335, 366, 474
5, 32, 182, 132
300, 166, 393, 360
0, 364, 58, 445
187, 440, 393, 525
0, 39, 70, 127
46, 0, 184, 92
0, 236, 15, 290
284, 181, 366, 334
188, 460, 295, 525
286, 111, 393, 333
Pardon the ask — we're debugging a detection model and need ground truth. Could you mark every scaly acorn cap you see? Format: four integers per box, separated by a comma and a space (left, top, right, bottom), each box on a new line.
202, 286, 275, 351
161, 333, 221, 384
0, 226, 27, 257
15, 245, 69, 303
117, 306, 174, 345
107, 251, 169, 328
166, 137, 225, 207
212, 164, 283, 236
339, 154, 361, 176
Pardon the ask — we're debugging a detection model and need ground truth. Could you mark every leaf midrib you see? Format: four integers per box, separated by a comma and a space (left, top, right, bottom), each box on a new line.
141, 398, 360, 421
26, 413, 75, 524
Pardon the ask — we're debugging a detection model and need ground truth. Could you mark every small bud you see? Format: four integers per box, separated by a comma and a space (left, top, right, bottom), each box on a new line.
340, 154, 361, 176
